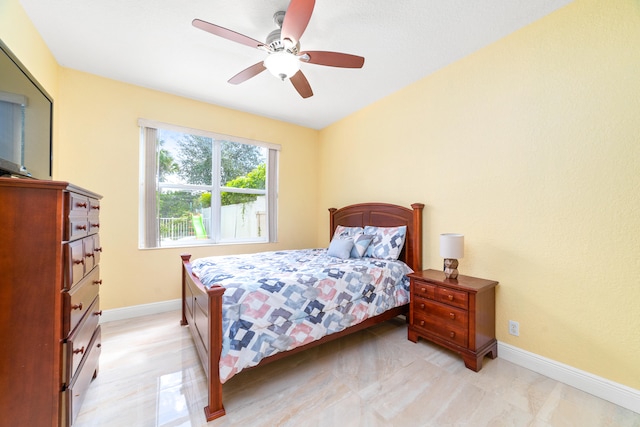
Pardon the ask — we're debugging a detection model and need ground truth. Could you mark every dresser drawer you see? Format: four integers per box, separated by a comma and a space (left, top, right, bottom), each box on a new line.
63, 326, 101, 426
63, 266, 101, 336
65, 296, 100, 382
88, 198, 101, 216
91, 234, 102, 265
88, 198, 101, 235
412, 297, 468, 328
413, 311, 468, 347
66, 217, 89, 241
83, 236, 96, 272
64, 239, 86, 289
436, 286, 468, 309
66, 192, 89, 216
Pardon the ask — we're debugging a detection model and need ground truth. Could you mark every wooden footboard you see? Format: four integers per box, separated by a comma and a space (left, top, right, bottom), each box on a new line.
180, 254, 225, 420
180, 202, 424, 421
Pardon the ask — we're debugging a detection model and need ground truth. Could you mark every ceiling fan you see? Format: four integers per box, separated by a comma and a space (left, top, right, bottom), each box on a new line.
192, 0, 365, 99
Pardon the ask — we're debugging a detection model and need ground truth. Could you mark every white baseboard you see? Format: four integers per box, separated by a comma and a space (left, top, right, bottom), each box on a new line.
498, 342, 639, 414
100, 298, 181, 323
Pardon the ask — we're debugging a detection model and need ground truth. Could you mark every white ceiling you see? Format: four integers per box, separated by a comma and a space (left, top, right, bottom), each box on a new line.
20, 0, 573, 130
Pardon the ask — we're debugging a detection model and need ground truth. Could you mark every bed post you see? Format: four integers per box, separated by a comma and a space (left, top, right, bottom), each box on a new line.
328, 207, 337, 241
411, 203, 424, 271
204, 285, 226, 421
180, 254, 190, 326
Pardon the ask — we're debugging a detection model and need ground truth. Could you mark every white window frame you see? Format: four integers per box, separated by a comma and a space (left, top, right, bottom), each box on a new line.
138, 119, 280, 249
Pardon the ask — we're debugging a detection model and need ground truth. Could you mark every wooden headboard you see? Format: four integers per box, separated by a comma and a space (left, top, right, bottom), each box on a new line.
328, 202, 424, 272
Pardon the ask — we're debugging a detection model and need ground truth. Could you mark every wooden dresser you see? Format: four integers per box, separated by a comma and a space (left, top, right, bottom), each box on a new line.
0, 178, 103, 426
407, 269, 498, 371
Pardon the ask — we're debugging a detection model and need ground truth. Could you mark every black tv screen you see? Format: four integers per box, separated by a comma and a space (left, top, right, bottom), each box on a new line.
0, 39, 53, 180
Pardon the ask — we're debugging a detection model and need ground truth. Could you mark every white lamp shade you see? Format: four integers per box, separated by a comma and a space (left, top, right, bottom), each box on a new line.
440, 233, 464, 259
264, 51, 301, 79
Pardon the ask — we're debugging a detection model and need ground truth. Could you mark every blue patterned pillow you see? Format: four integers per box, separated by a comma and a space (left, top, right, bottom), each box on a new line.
350, 233, 374, 258
363, 225, 407, 260
333, 225, 364, 239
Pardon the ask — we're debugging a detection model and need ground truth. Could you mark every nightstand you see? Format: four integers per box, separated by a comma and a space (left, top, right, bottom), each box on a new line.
407, 269, 498, 371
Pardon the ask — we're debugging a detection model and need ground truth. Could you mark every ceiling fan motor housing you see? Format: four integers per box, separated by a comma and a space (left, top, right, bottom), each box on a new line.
266, 26, 300, 54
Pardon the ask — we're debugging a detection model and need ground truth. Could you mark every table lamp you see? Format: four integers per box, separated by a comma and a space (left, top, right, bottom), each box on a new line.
440, 233, 464, 279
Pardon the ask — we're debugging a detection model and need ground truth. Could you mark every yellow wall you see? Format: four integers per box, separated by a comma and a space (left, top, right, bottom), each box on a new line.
319, 0, 640, 389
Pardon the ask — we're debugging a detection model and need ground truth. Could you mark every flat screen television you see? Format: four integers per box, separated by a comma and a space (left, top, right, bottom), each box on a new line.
0, 39, 53, 180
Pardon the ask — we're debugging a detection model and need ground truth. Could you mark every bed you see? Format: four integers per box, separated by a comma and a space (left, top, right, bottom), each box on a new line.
180, 202, 424, 421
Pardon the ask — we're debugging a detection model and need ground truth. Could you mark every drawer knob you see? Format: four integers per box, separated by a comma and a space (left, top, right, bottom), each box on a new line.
91, 205, 100, 210
76, 224, 87, 231
449, 331, 456, 338
94, 247, 103, 253
420, 287, 426, 293
76, 202, 87, 208
448, 294, 454, 301
419, 303, 425, 309
73, 346, 85, 355
85, 253, 94, 258
449, 312, 455, 319
71, 302, 83, 310
93, 279, 103, 285
419, 320, 425, 326
73, 259, 85, 265
91, 223, 100, 228
95, 310, 103, 316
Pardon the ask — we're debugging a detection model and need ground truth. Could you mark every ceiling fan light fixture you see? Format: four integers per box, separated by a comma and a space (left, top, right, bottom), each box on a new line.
264, 51, 300, 80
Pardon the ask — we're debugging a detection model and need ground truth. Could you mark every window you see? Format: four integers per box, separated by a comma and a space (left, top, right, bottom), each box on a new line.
138, 120, 279, 248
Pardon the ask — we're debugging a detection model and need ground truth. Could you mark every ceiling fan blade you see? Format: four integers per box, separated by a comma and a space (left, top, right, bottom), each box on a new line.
228, 62, 267, 85
290, 70, 313, 98
301, 51, 365, 68
193, 19, 265, 50
281, 0, 315, 45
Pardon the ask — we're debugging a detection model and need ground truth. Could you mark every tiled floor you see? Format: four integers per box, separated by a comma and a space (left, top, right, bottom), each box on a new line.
74, 311, 639, 426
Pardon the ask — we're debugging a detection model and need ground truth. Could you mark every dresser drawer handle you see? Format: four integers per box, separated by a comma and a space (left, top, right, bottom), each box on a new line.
419, 320, 425, 327
449, 331, 456, 338
76, 224, 87, 231
91, 223, 100, 228
85, 253, 94, 258
91, 205, 100, 210
76, 202, 87, 208
94, 247, 103, 253
447, 294, 454, 301
73, 259, 85, 265
419, 303, 425, 309
93, 279, 103, 286
420, 287, 427, 293
449, 312, 456, 319
94, 310, 103, 316
71, 302, 83, 311
73, 346, 85, 355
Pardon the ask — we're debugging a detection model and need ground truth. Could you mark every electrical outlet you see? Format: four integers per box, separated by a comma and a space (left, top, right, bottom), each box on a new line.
508, 320, 519, 336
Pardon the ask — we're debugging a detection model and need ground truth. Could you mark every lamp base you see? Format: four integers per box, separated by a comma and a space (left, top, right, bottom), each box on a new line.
443, 259, 459, 279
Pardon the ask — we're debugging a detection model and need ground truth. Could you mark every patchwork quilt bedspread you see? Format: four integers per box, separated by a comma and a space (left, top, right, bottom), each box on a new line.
190, 249, 413, 383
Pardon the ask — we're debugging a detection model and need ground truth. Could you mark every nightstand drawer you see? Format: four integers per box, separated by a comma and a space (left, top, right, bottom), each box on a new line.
413, 311, 468, 347
413, 297, 468, 328
436, 286, 468, 309
412, 281, 435, 299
